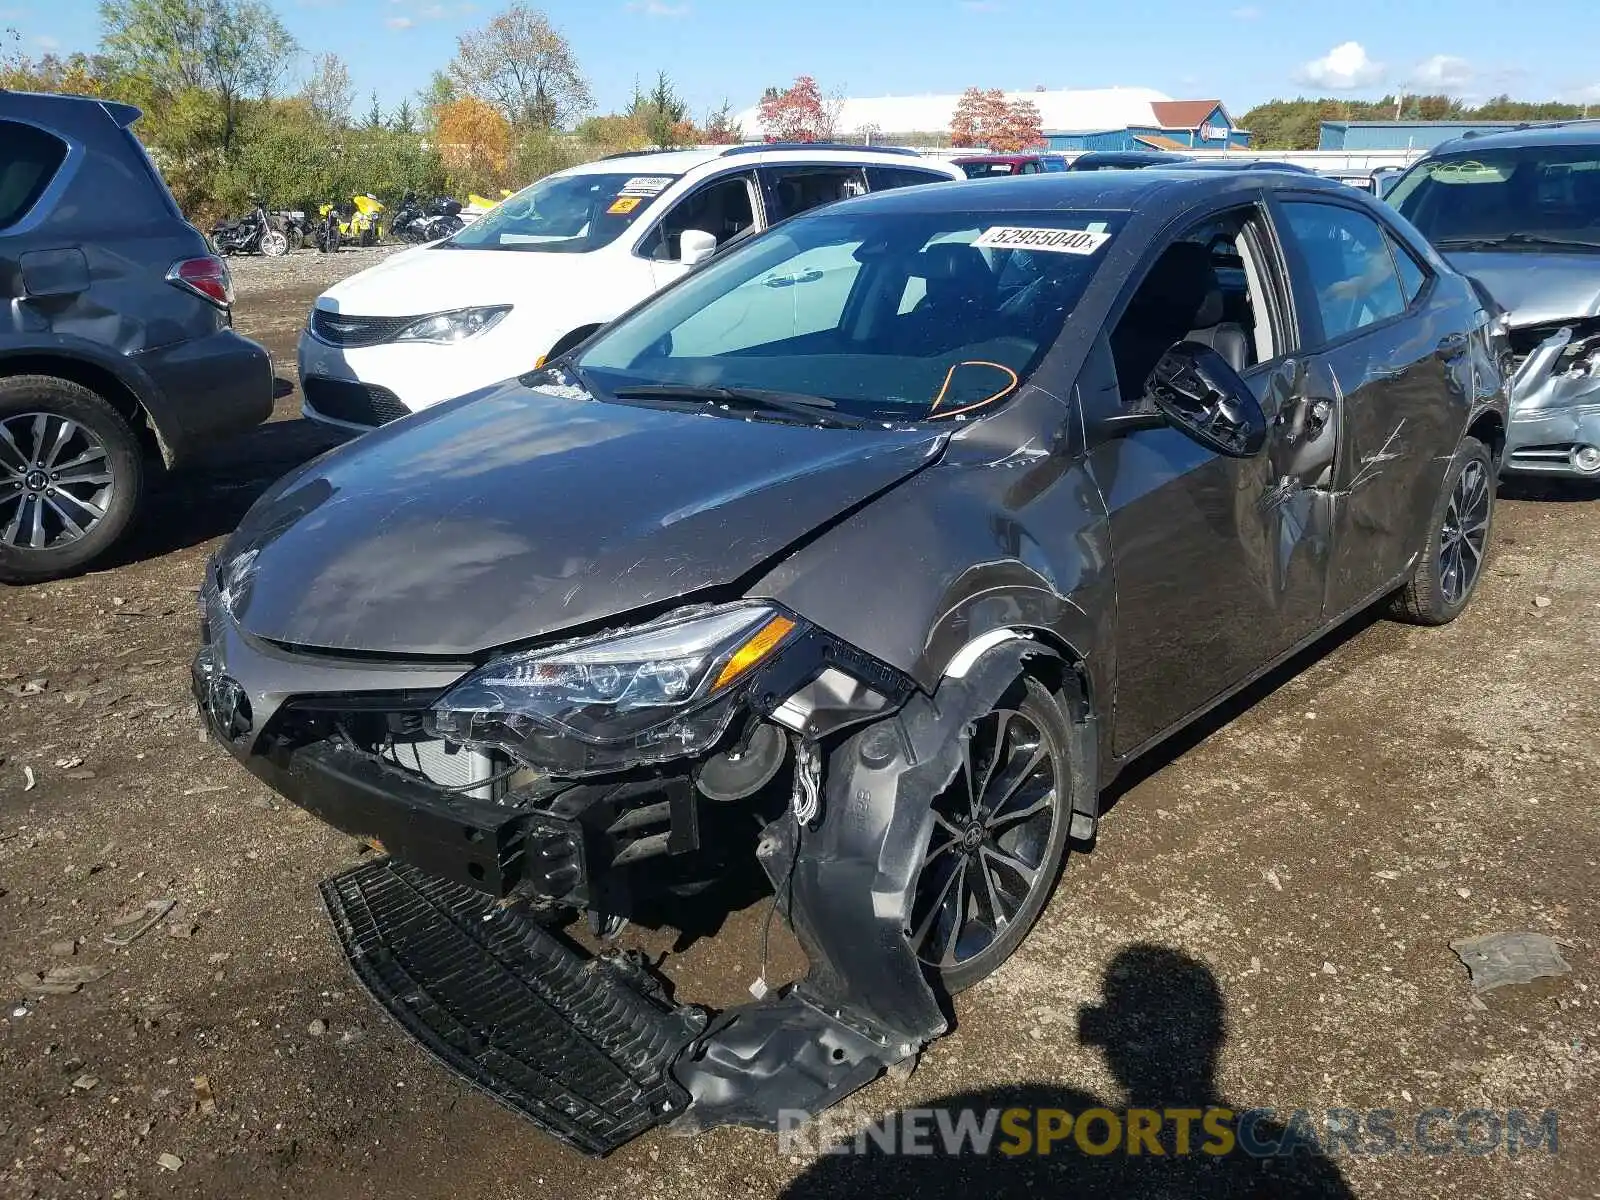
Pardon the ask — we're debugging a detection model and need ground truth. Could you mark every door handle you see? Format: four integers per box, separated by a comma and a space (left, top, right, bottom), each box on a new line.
1436, 332, 1469, 359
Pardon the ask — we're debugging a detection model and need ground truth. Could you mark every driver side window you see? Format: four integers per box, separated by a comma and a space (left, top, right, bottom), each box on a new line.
643, 172, 758, 262
1108, 206, 1278, 407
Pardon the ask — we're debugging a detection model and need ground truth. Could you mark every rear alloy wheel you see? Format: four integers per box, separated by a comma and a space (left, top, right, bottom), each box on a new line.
1391, 434, 1494, 625
0, 376, 144, 584
261, 229, 289, 257
909, 676, 1073, 993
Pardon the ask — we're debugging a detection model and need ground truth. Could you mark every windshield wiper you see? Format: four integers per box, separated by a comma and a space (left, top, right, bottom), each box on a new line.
610, 384, 874, 428
1435, 233, 1600, 252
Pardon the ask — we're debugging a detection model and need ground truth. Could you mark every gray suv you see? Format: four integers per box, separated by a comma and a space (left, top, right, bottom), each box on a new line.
1, 89, 274, 582
1390, 121, 1600, 479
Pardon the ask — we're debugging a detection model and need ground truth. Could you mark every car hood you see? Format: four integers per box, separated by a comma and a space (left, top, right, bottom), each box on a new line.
221, 382, 947, 656
314, 246, 599, 316
1442, 249, 1600, 328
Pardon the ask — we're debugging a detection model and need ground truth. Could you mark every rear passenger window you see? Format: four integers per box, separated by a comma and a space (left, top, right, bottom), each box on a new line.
866, 166, 954, 192
1387, 235, 1429, 304
0, 121, 68, 231
1281, 202, 1406, 341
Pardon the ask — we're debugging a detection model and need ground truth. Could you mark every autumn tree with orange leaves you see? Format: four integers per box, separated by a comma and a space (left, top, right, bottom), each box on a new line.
435, 96, 512, 188
758, 75, 841, 143
950, 87, 1046, 152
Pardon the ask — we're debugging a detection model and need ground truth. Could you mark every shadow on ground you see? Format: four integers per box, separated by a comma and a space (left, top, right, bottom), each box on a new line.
782, 946, 1355, 1199
109, 414, 351, 566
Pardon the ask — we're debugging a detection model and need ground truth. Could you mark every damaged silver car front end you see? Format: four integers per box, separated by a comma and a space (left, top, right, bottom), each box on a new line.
1502, 320, 1600, 477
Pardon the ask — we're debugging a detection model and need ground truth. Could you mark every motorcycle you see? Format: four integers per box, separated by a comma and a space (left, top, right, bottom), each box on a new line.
271, 210, 312, 252
315, 194, 385, 252
211, 199, 288, 257
388, 193, 465, 243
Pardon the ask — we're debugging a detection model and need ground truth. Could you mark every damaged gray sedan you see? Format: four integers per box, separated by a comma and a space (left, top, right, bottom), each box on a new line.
195, 169, 1507, 1154
1390, 122, 1600, 478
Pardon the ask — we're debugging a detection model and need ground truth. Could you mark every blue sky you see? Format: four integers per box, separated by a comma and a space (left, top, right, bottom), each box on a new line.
6, 0, 1600, 122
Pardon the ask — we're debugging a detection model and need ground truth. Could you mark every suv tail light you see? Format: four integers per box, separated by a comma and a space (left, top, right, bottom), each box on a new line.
166, 255, 234, 308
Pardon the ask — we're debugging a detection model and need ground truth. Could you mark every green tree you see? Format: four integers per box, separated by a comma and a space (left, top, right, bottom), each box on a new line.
632, 70, 692, 148
418, 69, 456, 131
301, 50, 351, 127
448, 3, 590, 129
99, 0, 298, 151
391, 97, 417, 133
360, 88, 384, 130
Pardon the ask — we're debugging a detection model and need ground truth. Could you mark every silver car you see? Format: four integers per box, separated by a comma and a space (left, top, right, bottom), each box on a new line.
1390, 121, 1600, 478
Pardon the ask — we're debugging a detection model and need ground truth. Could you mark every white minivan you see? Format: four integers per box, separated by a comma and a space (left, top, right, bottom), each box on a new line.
297, 145, 964, 431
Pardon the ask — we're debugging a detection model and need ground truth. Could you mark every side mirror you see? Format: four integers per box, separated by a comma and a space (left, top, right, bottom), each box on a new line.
679, 228, 718, 266
1144, 342, 1267, 457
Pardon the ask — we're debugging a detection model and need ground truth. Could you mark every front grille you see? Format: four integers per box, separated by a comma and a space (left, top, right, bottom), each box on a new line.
310, 310, 417, 347
302, 376, 410, 427
321, 858, 699, 1155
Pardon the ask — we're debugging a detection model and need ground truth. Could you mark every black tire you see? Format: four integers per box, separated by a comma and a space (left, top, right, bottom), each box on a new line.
1390, 434, 1495, 625
910, 675, 1076, 994
0, 376, 145, 585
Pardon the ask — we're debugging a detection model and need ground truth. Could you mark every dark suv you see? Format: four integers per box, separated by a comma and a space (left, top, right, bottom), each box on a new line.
0, 89, 273, 582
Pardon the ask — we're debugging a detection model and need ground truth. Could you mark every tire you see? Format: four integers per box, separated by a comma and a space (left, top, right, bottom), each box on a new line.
909, 674, 1075, 993
1390, 434, 1495, 625
0, 376, 145, 585
261, 229, 289, 257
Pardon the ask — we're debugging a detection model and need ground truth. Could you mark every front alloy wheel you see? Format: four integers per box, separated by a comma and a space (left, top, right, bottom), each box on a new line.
910, 676, 1073, 993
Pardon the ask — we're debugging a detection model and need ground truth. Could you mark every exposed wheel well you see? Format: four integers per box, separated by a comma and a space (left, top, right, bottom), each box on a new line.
544, 324, 604, 364
0, 354, 165, 463
1468, 411, 1505, 467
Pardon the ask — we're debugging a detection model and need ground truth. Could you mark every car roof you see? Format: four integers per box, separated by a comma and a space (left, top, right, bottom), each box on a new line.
557, 145, 958, 179
953, 154, 1043, 164
823, 167, 1352, 216
1429, 120, 1600, 155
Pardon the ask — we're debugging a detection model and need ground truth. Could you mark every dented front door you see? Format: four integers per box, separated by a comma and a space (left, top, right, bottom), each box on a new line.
1085, 340, 1337, 757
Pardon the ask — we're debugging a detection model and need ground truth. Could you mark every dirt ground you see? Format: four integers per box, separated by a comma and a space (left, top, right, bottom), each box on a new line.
1, 249, 1597, 1200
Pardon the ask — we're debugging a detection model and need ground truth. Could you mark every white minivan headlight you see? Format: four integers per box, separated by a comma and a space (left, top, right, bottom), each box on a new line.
393, 305, 512, 344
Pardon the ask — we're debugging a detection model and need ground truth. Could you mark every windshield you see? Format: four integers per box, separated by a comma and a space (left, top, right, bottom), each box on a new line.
1390, 145, 1600, 248
444, 171, 678, 253
574, 206, 1126, 423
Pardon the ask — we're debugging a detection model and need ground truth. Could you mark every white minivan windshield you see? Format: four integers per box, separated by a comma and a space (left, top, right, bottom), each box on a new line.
443, 172, 678, 254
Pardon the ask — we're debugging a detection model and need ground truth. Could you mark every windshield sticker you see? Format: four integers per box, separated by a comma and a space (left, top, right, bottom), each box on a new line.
621, 176, 674, 196
974, 226, 1111, 255
607, 196, 644, 215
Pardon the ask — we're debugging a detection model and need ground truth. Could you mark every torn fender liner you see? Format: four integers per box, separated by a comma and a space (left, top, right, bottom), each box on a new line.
321, 858, 704, 1156
668, 641, 1052, 1133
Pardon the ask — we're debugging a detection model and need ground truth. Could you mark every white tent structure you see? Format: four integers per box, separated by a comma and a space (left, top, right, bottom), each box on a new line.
734, 86, 1176, 142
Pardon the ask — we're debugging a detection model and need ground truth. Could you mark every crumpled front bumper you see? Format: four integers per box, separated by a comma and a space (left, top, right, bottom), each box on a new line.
1504, 326, 1600, 478
194, 584, 1065, 1153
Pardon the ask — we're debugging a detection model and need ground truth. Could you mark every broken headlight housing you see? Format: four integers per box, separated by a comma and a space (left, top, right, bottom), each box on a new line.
426, 603, 803, 776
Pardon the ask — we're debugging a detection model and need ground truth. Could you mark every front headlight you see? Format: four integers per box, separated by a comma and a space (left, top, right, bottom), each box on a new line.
425, 603, 803, 775
392, 305, 512, 345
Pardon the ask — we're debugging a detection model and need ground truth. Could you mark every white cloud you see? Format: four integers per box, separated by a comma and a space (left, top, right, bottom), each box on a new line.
1299, 41, 1385, 91
33, 34, 59, 50
626, 0, 689, 15
1230, 5, 1262, 18
385, 15, 413, 28
1411, 54, 1473, 91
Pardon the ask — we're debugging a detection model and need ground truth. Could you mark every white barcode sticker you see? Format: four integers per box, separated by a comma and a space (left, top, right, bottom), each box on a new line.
620, 176, 674, 196
974, 226, 1111, 255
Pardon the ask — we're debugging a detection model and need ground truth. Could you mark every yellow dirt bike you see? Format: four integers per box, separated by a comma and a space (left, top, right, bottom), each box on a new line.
315, 194, 385, 252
